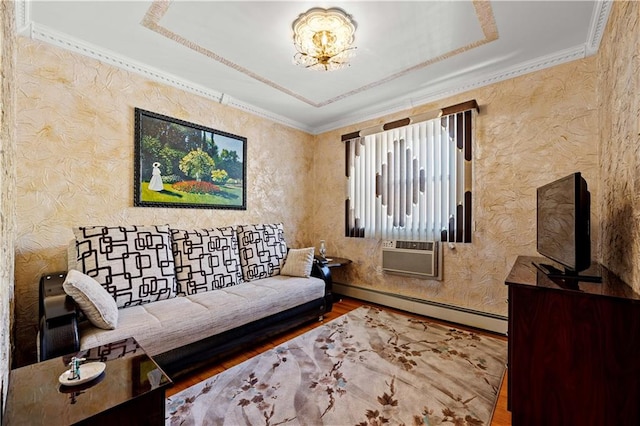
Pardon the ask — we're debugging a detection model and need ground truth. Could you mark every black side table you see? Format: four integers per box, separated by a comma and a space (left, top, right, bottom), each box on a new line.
324, 256, 352, 269
317, 257, 351, 305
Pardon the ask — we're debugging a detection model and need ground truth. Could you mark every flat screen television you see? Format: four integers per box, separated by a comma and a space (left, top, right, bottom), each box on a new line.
535, 172, 601, 282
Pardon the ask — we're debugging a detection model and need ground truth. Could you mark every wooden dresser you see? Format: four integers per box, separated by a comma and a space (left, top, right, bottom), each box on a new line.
505, 256, 640, 426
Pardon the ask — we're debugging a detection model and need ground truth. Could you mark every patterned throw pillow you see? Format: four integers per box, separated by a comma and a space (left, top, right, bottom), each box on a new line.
73, 225, 177, 308
237, 223, 288, 281
171, 227, 243, 295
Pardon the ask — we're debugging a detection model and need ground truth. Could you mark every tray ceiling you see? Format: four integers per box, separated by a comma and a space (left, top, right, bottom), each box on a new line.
16, 1, 611, 134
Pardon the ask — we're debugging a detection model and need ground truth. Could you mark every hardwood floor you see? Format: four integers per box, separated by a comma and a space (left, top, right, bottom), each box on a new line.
166, 297, 511, 426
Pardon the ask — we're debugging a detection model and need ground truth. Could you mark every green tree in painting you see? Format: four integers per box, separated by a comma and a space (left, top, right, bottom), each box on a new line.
158, 146, 184, 176
217, 149, 243, 181
179, 148, 215, 181
140, 135, 163, 180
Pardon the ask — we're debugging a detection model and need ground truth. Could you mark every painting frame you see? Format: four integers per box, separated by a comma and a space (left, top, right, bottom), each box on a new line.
134, 108, 247, 210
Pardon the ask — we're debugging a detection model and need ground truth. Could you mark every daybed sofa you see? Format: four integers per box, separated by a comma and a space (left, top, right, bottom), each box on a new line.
38, 223, 333, 378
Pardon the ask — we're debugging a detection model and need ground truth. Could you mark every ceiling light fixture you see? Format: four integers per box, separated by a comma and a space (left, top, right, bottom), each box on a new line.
292, 7, 357, 71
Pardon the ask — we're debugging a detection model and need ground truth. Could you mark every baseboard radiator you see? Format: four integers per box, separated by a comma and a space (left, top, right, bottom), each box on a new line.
333, 282, 508, 335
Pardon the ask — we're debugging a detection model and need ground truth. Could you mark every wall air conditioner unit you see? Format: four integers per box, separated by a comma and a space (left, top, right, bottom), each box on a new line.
382, 241, 442, 280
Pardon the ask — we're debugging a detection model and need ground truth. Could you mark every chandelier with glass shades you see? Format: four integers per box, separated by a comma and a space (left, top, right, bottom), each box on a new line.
292, 7, 357, 71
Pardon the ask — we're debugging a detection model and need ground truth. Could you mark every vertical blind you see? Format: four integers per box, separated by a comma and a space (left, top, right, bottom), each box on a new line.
345, 108, 473, 242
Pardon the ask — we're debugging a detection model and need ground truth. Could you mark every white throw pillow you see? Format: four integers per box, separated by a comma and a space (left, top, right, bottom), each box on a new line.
63, 269, 118, 330
281, 247, 315, 278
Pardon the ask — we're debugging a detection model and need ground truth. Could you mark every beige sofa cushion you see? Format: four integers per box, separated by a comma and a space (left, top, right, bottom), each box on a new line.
78, 275, 326, 355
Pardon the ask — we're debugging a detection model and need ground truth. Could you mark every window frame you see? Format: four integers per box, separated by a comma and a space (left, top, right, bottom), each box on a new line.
344, 102, 476, 243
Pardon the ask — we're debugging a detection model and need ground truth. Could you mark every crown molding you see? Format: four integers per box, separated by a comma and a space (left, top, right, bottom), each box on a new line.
312, 0, 612, 134
15, 0, 611, 136
312, 44, 589, 135
14, 0, 30, 34
19, 21, 591, 137
17, 8, 313, 134
586, 0, 613, 56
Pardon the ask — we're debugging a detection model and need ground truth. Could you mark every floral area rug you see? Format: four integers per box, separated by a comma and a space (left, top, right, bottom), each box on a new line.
166, 306, 507, 425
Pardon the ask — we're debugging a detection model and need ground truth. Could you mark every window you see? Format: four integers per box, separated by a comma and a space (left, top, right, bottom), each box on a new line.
345, 103, 475, 242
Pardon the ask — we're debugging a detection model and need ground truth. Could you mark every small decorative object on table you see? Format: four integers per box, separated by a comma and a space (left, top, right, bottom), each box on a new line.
69, 357, 85, 380
319, 240, 327, 259
59, 358, 106, 386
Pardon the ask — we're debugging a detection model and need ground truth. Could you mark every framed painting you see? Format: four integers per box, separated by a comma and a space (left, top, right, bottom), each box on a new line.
134, 108, 246, 209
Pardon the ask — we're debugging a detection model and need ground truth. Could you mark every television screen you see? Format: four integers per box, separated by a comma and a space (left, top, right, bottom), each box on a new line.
536, 172, 591, 273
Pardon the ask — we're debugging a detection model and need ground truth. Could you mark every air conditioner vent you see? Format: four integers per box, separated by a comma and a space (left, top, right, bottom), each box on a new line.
395, 241, 435, 251
382, 240, 441, 280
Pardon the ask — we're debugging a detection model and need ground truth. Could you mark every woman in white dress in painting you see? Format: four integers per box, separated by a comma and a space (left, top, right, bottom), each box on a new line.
148, 161, 164, 191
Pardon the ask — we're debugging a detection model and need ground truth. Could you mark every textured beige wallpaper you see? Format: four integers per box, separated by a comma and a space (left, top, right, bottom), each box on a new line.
598, 1, 640, 291
1, 0, 17, 407
12, 0, 640, 370
313, 58, 600, 317
14, 37, 314, 366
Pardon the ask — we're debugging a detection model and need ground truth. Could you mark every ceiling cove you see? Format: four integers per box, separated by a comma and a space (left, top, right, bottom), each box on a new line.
15, 1, 612, 135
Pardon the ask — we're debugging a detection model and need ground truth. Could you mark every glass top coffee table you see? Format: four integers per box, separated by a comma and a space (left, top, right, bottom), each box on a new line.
5, 337, 172, 425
